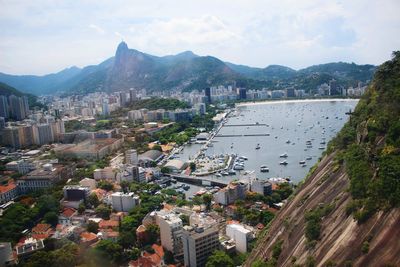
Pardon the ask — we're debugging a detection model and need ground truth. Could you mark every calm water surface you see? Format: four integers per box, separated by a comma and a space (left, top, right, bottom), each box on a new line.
178, 99, 358, 185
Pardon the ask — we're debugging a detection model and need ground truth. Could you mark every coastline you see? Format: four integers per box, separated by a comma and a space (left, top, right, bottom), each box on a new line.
236, 98, 359, 107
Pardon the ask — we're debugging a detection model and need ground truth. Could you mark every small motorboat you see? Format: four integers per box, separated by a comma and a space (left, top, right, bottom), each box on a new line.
260, 165, 269, 172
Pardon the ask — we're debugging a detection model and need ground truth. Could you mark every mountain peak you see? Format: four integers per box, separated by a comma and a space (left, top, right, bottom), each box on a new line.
116, 41, 129, 54
178, 50, 196, 56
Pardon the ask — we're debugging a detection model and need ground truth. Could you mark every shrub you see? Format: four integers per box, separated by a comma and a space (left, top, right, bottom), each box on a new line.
361, 241, 370, 254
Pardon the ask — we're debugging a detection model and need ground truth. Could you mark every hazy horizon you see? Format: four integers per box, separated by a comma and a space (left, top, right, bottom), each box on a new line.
1, 0, 399, 75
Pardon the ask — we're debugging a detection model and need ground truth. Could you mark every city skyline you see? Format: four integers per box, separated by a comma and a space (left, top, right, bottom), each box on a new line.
1, 0, 399, 75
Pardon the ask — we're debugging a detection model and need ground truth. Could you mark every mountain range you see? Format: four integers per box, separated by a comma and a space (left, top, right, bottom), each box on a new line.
0, 42, 376, 96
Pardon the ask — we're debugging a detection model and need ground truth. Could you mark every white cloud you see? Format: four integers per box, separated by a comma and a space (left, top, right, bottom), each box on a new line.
126, 16, 240, 55
89, 24, 105, 34
0, 0, 399, 74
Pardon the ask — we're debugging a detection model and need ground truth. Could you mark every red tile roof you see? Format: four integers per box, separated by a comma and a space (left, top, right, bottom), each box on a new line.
0, 181, 17, 194
61, 207, 77, 218
129, 257, 157, 267
80, 232, 98, 243
31, 233, 51, 240
32, 223, 51, 233
152, 244, 164, 259
129, 244, 165, 267
99, 219, 119, 229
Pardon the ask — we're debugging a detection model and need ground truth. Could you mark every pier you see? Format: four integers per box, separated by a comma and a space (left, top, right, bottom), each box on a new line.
223, 123, 267, 127
166, 174, 228, 187
216, 133, 270, 137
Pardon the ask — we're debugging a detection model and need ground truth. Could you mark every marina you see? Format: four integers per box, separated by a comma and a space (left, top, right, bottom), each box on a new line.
175, 99, 358, 185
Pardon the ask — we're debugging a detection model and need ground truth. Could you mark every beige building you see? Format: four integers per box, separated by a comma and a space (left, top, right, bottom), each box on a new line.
182, 224, 220, 267
17, 163, 75, 193
55, 138, 123, 160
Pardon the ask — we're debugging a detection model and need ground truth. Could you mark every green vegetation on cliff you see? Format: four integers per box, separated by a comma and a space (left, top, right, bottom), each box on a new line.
328, 51, 400, 222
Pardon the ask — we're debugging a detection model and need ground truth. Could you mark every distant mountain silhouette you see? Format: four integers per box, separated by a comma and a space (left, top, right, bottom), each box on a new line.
0, 42, 376, 95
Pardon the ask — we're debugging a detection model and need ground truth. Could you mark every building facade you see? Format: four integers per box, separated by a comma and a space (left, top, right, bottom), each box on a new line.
182, 225, 219, 267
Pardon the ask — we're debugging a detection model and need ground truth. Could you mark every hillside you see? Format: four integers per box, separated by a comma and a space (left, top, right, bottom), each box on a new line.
245, 52, 400, 267
0, 42, 375, 96
0, 67, 81, 95
0, 82, 43, 108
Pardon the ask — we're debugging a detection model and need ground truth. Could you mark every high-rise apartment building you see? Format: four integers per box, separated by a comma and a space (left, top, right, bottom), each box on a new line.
37, 123, 54, 145
238, 88, 247, 100
129, 89, 137, 102
125, 149, 138, 165
0, 96, 9, 119
182, 224, 220, 267
119, 92, 127, 107
205, 87, 211, 103
157, 213, 184, 258
9, 95, 26, 120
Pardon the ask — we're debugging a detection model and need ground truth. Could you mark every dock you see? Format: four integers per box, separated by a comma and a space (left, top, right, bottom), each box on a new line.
166, 174, 229, 187
223, 123, 267, 127
216, 133, 270, 137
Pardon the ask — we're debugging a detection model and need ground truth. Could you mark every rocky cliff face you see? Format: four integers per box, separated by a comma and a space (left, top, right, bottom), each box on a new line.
245, 52, 400, 267
245, 153, 400, 266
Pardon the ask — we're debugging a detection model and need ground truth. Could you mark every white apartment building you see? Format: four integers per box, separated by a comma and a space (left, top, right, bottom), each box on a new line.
226, 223, 252, 253
157, 212, 184, 257
111, 192, 140, 212
6, 159, 38, 174
125, 149, 138, 165
214, 182, 247, 205
93, 167, 116, 181
250, 179, 272, 196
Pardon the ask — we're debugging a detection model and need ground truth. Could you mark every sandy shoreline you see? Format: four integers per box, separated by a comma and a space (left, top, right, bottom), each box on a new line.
236, 98, 359, 107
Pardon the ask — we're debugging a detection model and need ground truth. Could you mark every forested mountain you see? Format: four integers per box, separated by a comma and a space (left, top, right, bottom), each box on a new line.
0, 82, 43, 108
0, 42, 376, 96
245, 52, 400, 267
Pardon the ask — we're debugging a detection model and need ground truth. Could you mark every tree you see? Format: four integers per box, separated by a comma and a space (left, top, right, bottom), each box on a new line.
190, 162, 196, 172
87, 193, 100, 208
179, 214, 189, 226
96, 204, 111, 219
130, 247, 140, 260
44, 211, 58, 227
120, 181, 130, 193
146, 224, 160, 245
202, 194, 213, 210
251, 260, 269, 267
87, 221, 99, 234
78, 202, 86, 214
95, 239, 126, 264
260, 210, 275, 225
98, 180, 114, 191
164, 250, 175, 264
118, 231, 136, 249
206, 250, 234, 267
245, 211, 260, 226
160, 166, 171, 174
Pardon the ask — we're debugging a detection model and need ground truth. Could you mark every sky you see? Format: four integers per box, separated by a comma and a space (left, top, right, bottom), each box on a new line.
0, 0, 399, 75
